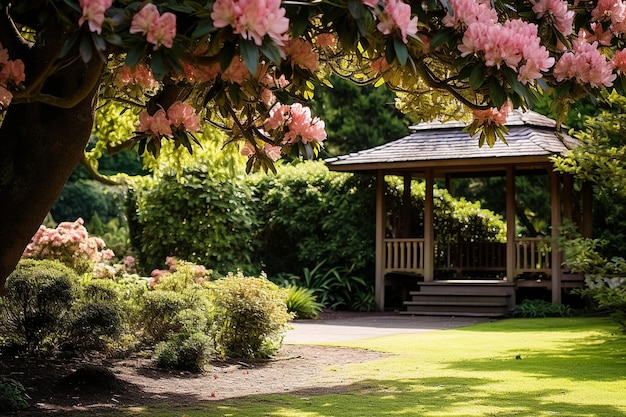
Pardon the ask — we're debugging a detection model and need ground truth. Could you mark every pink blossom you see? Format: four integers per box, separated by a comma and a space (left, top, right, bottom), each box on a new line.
363, 0, 378, 7
263, 143, 282, 161
531, 0, 574, 36
315, 33, 337, 48
211, 0, 289, 46
376, 0, 418, 43
579, 23, 614, 46
283, 39, 319, 72
442, 0, 498, 29
554, 40, 616, 88
130, 4, 176, 49
79, 0, 112, 34
130, 3, 159, 35
221, 58, 249, 84
472, 102, 512, 126
613, 49, 626, 74
241, 141, 256, 157
283, 103, 326, 145
138, 109, 172, 137
115, 64, 158, 88
0, 86, 12, 108
167, 101, 201, 132
148, 12, 177, 48
591, 0, 622, 21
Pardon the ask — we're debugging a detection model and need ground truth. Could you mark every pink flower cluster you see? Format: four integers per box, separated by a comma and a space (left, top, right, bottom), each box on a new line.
472, 102, 512, 126
130, 4, 177, 49
283, 39, 319, 72
264, 103, 326, 145
554, 40, 616, 88
592, 0, 626, 35
531, 0, 574, 36
371, 0, 418, 43
211, 0, 289, 46
23, 218, 113, 270
78, 0, 113, 34
0, 42, 26, 109
241, 140, 282, 162
115, 64, 158, 89
137, 101, 201, 138
448, 0, 554, 84
148, 257, 210, 289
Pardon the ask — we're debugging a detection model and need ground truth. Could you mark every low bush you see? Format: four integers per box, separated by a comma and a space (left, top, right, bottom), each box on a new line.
153, 332, 212, 372
1, 259, 78, 353
285, 286, 324, 319
210, 273, 292, 359
511, 299, 572, 318
0, 378, 28, 412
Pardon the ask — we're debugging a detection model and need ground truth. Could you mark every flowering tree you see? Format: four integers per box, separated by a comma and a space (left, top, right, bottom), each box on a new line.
1, 0, 626, 289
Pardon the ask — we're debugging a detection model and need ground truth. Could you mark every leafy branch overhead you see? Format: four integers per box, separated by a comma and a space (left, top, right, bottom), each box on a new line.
2, 0, 626, 167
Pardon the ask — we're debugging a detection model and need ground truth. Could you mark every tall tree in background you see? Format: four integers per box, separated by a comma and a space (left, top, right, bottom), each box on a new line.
311, 75, 413, 155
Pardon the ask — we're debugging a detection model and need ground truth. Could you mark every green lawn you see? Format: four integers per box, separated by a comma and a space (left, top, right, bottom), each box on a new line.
87, 317, 626, 417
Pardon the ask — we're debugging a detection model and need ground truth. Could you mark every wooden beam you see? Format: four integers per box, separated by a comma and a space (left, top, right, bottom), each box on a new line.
506, 166, 516, 283
375, 171, 386, 311
424, 169, 435, 281
551, 170, 562, 303
582, 181, 593, 238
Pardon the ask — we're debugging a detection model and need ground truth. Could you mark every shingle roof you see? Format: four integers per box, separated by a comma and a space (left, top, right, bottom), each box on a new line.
325, 109, 577, 173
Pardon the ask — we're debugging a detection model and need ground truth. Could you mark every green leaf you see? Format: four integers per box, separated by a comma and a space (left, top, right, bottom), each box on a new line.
488, 77, 506, 108
393, 38, 408, 66
220, 43, 236, 72
430, 28, 453, 49
469, 63, 486, 90
385, 38, 396, 66
151, 50, 168, 81
259, 42, 282, 65
59, 31, 80, 58
241, 40, 260, 74
191, 19, 215, 39
125, 42, 147, 68
79, 35, 93, 63
347, 0, 366, 19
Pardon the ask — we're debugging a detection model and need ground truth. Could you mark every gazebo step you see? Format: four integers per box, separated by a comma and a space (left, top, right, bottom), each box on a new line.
405, 300, 509, 307
408, 291, 513, 299
398, 310, 506, 318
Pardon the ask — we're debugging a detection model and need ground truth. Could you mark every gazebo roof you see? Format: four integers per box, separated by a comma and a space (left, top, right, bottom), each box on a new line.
325, 109, 578, 175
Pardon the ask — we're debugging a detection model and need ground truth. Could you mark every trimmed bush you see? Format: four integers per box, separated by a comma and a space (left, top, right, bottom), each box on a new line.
1, 259, 78, 353
153, 332, 211, 372
210, 273, 292, 358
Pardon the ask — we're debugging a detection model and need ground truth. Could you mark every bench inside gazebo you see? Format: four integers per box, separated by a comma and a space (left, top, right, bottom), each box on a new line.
325, 109, 589, 317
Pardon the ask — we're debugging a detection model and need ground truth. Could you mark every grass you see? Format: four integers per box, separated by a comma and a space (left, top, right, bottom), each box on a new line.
78, 317, 626, 417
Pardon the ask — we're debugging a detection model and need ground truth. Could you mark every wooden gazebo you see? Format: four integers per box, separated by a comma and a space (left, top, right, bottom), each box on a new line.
325, 109, 589, 316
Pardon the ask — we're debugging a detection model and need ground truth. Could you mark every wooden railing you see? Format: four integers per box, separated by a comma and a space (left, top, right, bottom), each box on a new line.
383, 238, 425, 275
383, 237, 553, 278
515, 237, 551, 276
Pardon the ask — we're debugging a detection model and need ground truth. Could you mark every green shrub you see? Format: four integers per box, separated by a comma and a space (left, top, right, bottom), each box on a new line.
153, 332, 211, 372
351, 288, 377, 312
578, 284, 626, 332
65, 303, 123, 351
285, 286, 324, 319
511, 299, 572, 318
210, 273, 292, 358
128, 171, 260, 275
0, 259, 78, 353
0, 378, 28, 412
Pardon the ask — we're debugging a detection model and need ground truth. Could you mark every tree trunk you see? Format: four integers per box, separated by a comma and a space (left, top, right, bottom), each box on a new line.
0, 62, 103, 291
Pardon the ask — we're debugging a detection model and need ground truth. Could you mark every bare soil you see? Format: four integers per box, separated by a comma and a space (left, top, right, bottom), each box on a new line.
1, 314, 387, 416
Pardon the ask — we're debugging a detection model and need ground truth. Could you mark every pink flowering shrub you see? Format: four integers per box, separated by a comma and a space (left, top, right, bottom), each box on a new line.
148, 257, 213, 291
554, 40, 616, 88
22, 218, 114, 275
0, 41, 26, 109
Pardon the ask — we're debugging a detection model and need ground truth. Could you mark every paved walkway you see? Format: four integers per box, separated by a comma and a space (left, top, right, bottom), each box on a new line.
284, 312, 490, 344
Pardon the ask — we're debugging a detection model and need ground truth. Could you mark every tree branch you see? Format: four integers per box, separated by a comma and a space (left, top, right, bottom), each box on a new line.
80, 154, 125, 186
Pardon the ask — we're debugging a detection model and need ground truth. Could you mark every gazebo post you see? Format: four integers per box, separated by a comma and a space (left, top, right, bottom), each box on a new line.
550, 170, 562, 303
506, 166, 516, 282
424, 169, 435, 281
375, 170, 386, 311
